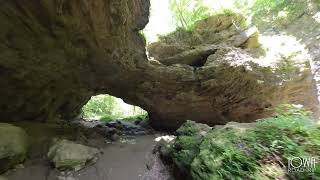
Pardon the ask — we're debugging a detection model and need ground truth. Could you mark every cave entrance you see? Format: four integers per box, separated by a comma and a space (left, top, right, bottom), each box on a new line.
81, 94, 147, 122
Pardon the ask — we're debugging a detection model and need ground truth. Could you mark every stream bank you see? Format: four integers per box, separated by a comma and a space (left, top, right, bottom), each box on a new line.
1, 120, 174, 180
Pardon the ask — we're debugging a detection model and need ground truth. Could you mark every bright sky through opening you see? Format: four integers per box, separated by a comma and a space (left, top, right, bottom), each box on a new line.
144, 0, 242, 42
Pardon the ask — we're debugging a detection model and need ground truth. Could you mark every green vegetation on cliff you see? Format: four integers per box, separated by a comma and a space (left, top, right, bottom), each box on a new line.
161, 105, 320, 179
167, 0, 310, 32
248, 0, 308, 30
169, 0, 211, 30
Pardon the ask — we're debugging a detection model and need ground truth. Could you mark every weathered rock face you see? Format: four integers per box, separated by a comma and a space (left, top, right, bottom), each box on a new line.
279, 5, 320, 117
0, 1, 316, 130
147, 11, 320, 128
148, 13, 260, 61
0, 1, 274, 130
0, 0, 150, 121
0, 123, 28, 173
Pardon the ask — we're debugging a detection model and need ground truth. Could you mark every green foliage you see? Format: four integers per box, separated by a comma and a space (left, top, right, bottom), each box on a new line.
176, 120, 211, 136
122, 113, 148, 122
82, 95, 118, 119
212, 8, 241, 17
139, 31, 148, 44
169, 0, 211, 30
101, 113, 149, 123
164, 105, 320, 179
157, 27, 193, 44
100, 114, 116, 122
274, 104, 312, 117
236, 0, 307, 29
173, 135, 202, 173
166, 0, 308, 31
191, 129, 259, 179
82, 95, 147, 121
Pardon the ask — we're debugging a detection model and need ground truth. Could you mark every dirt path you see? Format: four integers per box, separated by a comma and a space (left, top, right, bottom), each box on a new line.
7, 135, 160, 180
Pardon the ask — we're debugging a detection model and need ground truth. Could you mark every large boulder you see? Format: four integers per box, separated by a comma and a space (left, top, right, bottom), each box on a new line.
160, 113, 320, 179
193, 14, 260, 48
148, 13, 260, 61
47, 139, 100, 171
0, 123, 28, 173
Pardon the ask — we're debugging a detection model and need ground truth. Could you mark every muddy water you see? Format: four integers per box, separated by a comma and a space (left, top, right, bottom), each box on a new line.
7, 135, 162, 180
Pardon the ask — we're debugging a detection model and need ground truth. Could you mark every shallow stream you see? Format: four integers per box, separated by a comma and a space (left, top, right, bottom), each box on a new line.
7, 135, 162, 180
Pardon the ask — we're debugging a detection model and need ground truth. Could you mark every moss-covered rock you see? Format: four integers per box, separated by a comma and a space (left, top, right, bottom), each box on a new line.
0, 123, 28, 173
161, 110, 320, 180
190, 128, 258, 179
160, 121, 211, 176
176, 120, 211, 136
48, 139, 99, 171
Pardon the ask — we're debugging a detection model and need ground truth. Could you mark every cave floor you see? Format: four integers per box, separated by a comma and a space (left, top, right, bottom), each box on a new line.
7, 135, 158, 180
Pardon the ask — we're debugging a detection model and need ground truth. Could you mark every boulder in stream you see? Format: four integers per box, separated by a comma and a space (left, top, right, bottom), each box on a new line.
0, 123, 28, 173
47, 139, 100, 171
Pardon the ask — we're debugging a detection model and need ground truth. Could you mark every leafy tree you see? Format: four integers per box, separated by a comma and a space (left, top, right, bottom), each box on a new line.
168, 0, 307, 31
82, 95, 147, 121
169, 0, 211, 30
82, 95, 119, 119
233, 0, 308, 29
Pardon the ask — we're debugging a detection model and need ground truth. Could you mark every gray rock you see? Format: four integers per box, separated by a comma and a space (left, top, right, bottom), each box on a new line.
47, 139, 99, 171
0, 176, 8, 180
0, 123, 28, 173
105, 120, 149, 136
47, 170, 77, 180
141, 154, 174, 180
110, 134, 120, 141
57, 176, 76, 180
232, 27, 260, 48
133, 131, 147, 136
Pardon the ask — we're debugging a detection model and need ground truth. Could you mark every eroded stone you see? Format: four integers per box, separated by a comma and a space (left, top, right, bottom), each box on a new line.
47, 139, 100, 171
0, 123, 28, 173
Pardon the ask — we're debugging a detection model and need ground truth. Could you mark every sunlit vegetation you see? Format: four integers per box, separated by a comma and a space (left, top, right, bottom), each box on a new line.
82, 95, 147, 121
169, 0, 211, 30
162, 105, 320, 179
146, 0, 308, 42
167, 0, 310, 31
153, 0, 314, 87
256, 34, 312, 81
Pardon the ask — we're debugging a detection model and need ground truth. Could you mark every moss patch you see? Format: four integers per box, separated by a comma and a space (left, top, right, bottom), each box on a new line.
162, 106, 320, 179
